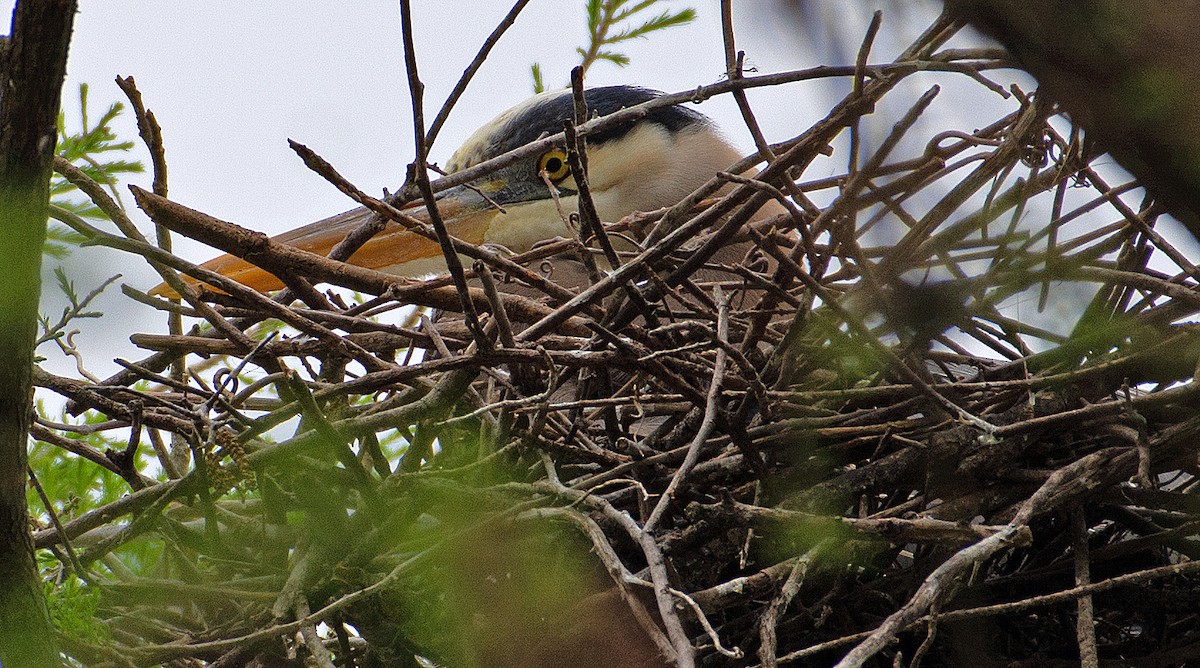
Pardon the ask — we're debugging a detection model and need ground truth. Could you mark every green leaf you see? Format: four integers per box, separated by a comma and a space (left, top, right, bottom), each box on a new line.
54, 267, 77, 305
529, 1, 695, 100
611, 9, 696, 41
531, 62, 546, 94
585, 0, 602, 35
46, 577, 110, 645
596, 50, 631, 67
44, 224, 91, 259
50, 84, 145, 238
611, 0, 660, 24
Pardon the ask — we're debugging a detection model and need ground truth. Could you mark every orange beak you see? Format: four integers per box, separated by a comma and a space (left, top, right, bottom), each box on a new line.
150, 186, 500, 298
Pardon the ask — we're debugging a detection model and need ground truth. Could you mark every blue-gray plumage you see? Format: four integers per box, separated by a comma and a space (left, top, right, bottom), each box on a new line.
446, 86, 711, 167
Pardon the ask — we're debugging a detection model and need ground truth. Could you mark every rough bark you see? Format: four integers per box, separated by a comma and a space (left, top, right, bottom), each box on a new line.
0, 1, 77, 665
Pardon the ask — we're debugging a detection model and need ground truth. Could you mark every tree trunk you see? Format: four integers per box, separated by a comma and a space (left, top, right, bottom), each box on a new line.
0, 1, 77, 665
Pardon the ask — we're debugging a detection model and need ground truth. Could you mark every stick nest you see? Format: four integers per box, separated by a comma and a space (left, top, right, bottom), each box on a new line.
38, 15, 1200, 668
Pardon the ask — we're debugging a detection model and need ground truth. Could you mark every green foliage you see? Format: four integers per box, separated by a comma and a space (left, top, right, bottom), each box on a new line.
579, 0, 696, 72
530, 0, 696, 92
36, 269, 120, 352
755, 512, 866, 569
48, 83, 143, 257
43, 225, 90, 260
530, 61, 546, 94
29, 398, 171, 581
109, 530, 168, 577
28, 406, 137, 519
46, 577, 109, 646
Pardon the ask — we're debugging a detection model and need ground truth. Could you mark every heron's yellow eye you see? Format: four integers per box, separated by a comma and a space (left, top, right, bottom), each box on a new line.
538, 149, 571, 182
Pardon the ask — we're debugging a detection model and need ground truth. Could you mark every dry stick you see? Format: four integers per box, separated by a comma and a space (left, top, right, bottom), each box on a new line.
665, 587, 742, 659
831, 524, 1031, 668
518, 506, 677, 662
52, 208, 258, 360
423, 0, 534, 149
473, 262, 517, 349
131, 330, 433, 359
287, 140, 584, 308
72, 310, 302, 418
908, 602, 939, 668
849, 11, 884, 179
521, 120, 809, 343
660, 19, 953, 312
114, 76, 167, 199
51, 160, 238, 339
31, 479, 187, 551
886, 99, 1050, 274
74, 469, 202, 566
561, 71, 657, 444
691, 557, 799, 612
119, 78, 328, 309
588, 324, 727, 427
33, 369, 197, 435
305, 347, 620, 402
127, 187, 595, 336
28, 423, 121, 478
131, 344, 622, 403
757, 542, 829, 668
1081, 166, 1200, 279
273, 547, 338, 668
471, 259, 547, 408
650, 318, 769, 405
695, 501, 1016, 547
666, 144, 823, 286
71, 197, 394, 375
246, 364, 484, 468
517, 223, 696, 339
536, 481, 697, 668
1073, 265, 1200, 312
271, 542, 312, 619
721, 0, 776, 162
1002, 179, 1138, 260
567, 68, 622, 272
770, 539, 1200, 665
296, 597, 337, 668
398, 0, 488, 351
282, 367, 373, 491
563, 72, 660, 327
112, 76, 191, 405
803, 87, 1011, 428
1072, 507, 1099, 668
791, 81, 940, 271
643, 287, 729, 533
418, 57, 1007, 203
27, 467, 85, 578
745, 221, 999, 433
779, 81, 940, 319
716, 0, 816, 376
831, 442, 1145, 668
